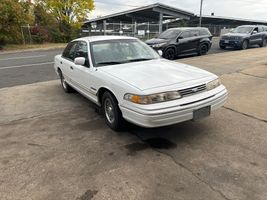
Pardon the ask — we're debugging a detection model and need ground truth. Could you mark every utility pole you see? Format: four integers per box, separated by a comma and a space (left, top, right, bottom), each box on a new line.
199, 0, 203, 27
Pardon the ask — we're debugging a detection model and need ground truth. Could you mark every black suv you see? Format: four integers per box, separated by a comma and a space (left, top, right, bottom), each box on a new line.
220, 25, 267, 50
145, 27, 212, 60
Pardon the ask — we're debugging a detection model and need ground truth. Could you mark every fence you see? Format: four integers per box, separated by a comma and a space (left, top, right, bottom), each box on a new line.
82, 22, 164, 40
82, 22, 239, 39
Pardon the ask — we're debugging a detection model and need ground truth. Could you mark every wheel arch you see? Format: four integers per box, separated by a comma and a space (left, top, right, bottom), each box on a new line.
97, 87, 118, 106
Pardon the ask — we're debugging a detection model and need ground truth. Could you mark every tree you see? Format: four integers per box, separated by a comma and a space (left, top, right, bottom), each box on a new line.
0, 0, 33, 44
35, 0, 95, 41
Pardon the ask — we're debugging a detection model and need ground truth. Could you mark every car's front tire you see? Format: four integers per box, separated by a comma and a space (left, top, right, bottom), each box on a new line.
241, 40, 248, 50
260, 39, 267, 47
163, 47, 176, 60
220, 45, 226, 50
58, 70, 72, 93
102, 92, 124, 131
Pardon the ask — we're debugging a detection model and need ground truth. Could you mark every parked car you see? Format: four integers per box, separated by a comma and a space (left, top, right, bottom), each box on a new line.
220, 25, 267, 50
145, 27, 213, 60
54, 36, 227, 131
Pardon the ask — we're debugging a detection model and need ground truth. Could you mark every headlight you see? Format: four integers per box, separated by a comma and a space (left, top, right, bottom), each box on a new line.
206, 79, 221, 91
124, 91, 181, 104
152, 42, 167, 48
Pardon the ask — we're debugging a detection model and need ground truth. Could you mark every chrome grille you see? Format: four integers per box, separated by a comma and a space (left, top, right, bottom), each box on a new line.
179, 84, 207, 97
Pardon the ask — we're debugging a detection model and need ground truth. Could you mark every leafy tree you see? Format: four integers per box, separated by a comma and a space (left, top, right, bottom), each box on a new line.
0, 0, 33, 44
35, 0, 95, 42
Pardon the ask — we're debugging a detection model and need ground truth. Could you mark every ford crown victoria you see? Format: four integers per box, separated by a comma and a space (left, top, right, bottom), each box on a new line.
54, 36, 227, 130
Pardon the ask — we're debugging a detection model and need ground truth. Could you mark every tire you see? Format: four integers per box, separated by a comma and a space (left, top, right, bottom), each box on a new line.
241, 40, 248, 50
163, 48, 176, 60
102, 92, 124, 131
220, 45, 226, 50
198, 44, 208, 56
58, 70, 72, 93
260, 39, 267, 47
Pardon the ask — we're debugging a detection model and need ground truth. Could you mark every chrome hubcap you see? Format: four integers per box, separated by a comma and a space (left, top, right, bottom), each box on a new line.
104, 99, 115, 124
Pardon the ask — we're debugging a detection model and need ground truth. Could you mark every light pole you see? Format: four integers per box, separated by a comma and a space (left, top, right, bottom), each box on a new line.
199, 0, 204, 27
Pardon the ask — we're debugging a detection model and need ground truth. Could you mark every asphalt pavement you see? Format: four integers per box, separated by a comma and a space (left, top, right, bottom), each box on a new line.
0, 49, 63, 88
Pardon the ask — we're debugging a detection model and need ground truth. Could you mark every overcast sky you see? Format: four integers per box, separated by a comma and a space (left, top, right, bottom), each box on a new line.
89, 0, 267, 21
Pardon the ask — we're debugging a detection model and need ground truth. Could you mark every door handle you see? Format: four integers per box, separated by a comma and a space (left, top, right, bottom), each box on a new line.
60, 61, 62, 64
70, 66, 73, 70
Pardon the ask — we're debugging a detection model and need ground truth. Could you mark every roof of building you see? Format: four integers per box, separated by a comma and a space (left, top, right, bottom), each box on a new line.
85, 3, 195, 24
197, 15, 267, 25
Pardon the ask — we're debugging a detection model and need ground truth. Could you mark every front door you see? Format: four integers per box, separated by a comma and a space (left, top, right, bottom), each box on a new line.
71, 41, 98, 103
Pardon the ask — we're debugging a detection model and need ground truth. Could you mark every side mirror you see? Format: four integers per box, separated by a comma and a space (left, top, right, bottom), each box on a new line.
74, 57, 86, 66
158, 50, 163, 56
252, 31, 257, 35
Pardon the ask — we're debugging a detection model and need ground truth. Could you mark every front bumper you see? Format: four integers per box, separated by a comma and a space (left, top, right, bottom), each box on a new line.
220, 40, 242, 48
120, 87, 228, 128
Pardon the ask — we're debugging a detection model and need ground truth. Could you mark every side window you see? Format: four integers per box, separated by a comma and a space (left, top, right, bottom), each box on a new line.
258, 27, 264, 32
76, 41, 89, 67
191, 30, 199, 37
62, 42, 78, 61
180, 31, 190, 39
253, 27, 259, 33
200, 29, 209, 36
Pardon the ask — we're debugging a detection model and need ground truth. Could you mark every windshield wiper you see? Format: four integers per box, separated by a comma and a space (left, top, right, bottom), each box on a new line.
126, 58, 153, 63
97, 61, 123, 66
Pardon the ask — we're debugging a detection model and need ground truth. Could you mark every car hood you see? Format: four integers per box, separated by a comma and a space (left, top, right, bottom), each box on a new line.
223, 33, 248, 37
99, 59, 214, 91
145, 38, 169, 45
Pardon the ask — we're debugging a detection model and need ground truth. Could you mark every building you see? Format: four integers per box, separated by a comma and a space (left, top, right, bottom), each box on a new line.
82, 3, 267, 38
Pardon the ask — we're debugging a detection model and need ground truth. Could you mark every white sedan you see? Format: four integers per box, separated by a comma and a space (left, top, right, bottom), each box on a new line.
54, 36, 227, 130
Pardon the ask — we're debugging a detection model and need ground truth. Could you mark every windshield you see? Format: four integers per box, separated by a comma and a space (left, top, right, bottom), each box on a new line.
233, 27, 253, 34
90, 39, 159, 67
159, 29, 181, 39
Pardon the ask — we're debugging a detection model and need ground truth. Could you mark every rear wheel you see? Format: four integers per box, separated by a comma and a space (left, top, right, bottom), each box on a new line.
198, 44, 208, 56
163, 48, 176, 60
58, 70, 72, 93
241, 40, 248, 50
102, 92, 124, 131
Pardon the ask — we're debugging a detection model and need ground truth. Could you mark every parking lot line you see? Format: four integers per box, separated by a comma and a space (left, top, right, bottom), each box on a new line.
0, 55, 46, 61
0, 62, 54, 70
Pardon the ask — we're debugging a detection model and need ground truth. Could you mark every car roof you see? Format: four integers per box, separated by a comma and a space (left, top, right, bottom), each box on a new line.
166, 27, 209, 31
238, 25, 267, 28
73, 35, 137, 42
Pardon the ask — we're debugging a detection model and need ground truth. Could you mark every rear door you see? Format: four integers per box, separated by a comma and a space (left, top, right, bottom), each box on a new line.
61, 41, 79, 83
188, 30, 200, 51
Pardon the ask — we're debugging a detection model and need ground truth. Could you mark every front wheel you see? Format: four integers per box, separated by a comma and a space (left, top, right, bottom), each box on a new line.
260, 39, 267, 47
102, 92, 124, 131
220, 45, 226, 50
163, 48, 176, 60
241, 40, 248, 50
